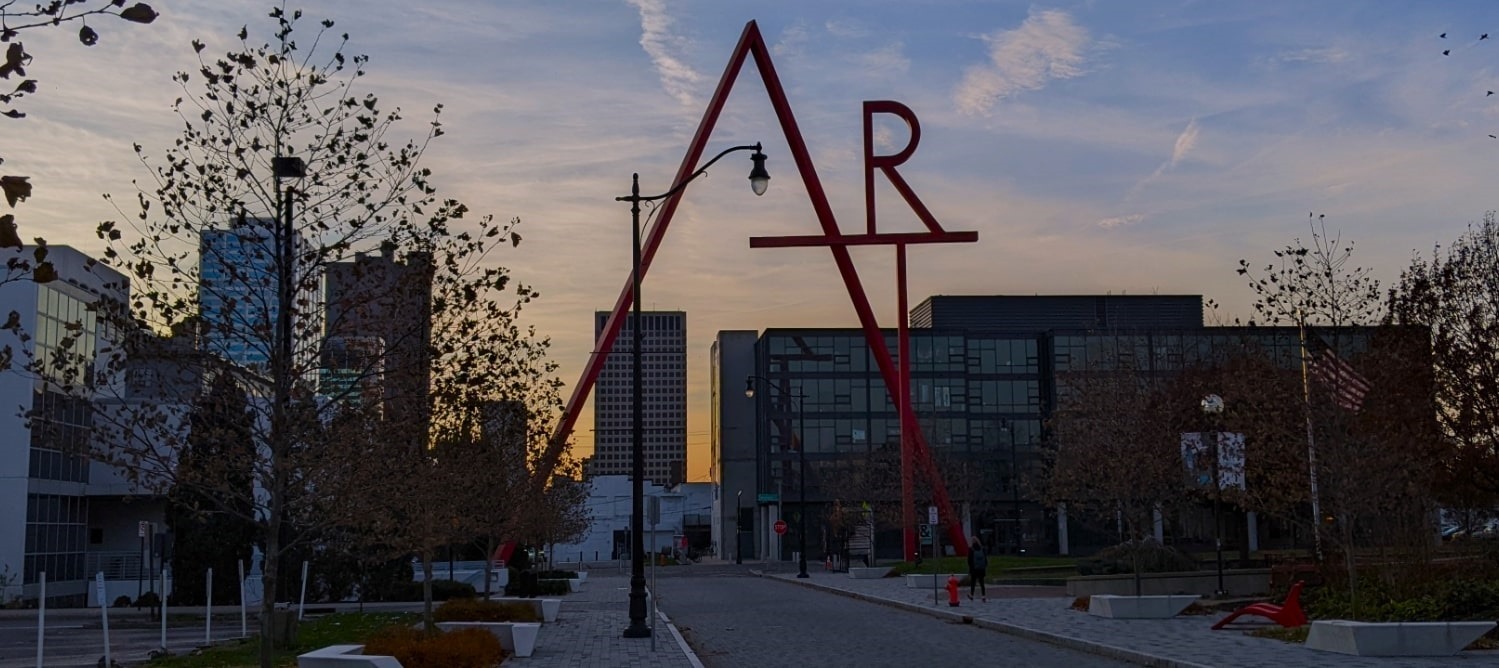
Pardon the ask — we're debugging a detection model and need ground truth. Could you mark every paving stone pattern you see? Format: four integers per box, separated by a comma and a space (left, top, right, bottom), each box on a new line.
511, 573, 697, 668
654, 567, 1132, 668
773, 572, 1499, 668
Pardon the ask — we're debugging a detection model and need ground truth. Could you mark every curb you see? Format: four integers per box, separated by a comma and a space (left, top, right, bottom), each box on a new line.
758, 574, 1212, 668
655, 608, 706, 668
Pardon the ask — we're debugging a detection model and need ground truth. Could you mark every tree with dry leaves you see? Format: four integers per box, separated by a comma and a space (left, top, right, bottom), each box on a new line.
1388, 212, 1499, 512
1, 0, 157, 281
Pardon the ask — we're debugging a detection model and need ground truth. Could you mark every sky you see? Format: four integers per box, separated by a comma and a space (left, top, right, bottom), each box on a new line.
11, 1, 1499, 482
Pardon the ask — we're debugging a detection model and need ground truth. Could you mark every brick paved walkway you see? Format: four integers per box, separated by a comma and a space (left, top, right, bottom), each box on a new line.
510, 573, 699, 667
768, 571, 1499, 668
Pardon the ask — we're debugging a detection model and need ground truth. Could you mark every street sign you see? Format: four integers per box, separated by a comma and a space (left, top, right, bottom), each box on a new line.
757, 493, 779, 504
928, 505, 938, 526
773, 519, 788, 535
918, 523, 933, 545
138, 521, 148, 538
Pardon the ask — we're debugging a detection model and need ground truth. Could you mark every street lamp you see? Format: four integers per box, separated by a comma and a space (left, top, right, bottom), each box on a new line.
1201, 393, 1226, 598
745, 375, 809, 579
617, 144, 768, 639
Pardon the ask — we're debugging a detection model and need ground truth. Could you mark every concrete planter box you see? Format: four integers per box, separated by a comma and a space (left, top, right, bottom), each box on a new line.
905, 573, 964, 589
436, 621, 541, 658
1305, 620, 1497, 657
575, 571, 588, 583
485, 596, 560, 623
569, 578, 584, 593
1086, 594, 1199, 619
849, 567, 892, 579
1066, 568, 1270, 598
298, 644, 402, 667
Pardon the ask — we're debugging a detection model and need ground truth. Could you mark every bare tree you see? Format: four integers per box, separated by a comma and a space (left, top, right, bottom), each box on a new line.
1388, 212, 1499, 510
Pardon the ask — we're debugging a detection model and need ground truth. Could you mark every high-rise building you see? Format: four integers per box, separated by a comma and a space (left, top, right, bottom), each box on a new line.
590, 311, 686, 485
198, 217, 318, 374
322, 246, 434, 438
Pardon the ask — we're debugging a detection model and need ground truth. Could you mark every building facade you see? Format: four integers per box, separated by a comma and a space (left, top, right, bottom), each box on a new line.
712, 295, 1409, 561
0, 246, 136, 605
590, 311, 687, 485
198, 217, 318, 375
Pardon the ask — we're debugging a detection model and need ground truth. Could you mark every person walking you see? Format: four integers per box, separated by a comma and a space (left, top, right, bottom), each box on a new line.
967, 539, 988, 601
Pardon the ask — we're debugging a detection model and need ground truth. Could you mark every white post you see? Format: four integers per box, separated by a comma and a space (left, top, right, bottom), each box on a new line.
35, 572, 45, 668
1247, 512, 1260, 552
298, 561, 309, 621
1057, 503, 1070, 556
205, 568, 213, 645
159, 564, 167, 652
650, 516, 657, 652
238, 560, 247, 638
1153, 506, 1165, 543
96, 572, 110, 667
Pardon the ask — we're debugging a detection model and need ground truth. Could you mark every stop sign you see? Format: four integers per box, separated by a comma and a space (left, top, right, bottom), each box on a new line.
773, 519, 788, 535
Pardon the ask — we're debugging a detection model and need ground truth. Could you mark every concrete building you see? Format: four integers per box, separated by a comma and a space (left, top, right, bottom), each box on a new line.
0, 246, 143, 606
589, 311, 686, 485
550, 476, 715, 565
709, 331, 761, 562
322, 246, 434, 439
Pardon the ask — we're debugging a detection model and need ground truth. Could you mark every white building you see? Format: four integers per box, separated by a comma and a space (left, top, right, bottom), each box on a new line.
0, 246, 166, 606
550, 476, 715, 564
589, 311, 686, 485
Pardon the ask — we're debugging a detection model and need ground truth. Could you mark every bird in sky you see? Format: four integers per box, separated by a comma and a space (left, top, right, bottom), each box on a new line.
1441, 32, 1448, 38
1444, 49, 1452, 55
1483, 34, 1490, 40
1489, 91, 1494, 96
1490, 134, 1497, 139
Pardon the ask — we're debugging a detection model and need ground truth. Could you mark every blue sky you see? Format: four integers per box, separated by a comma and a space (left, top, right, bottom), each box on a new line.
12, 1, 1499, 479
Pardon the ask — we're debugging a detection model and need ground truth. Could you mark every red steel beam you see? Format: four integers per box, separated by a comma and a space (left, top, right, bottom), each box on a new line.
750, 232, 978, 248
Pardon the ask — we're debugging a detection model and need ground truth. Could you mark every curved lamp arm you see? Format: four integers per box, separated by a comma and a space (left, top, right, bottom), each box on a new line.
618, 142, 766, 204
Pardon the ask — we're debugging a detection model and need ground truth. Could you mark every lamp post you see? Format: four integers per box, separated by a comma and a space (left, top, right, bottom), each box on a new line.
1201, 393, 1226, 598
735, 489, 743, 565
617, 144, 768, 639
745, 375, 809, 579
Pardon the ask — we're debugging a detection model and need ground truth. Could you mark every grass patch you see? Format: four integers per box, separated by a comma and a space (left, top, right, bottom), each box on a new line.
147, 611, 420, 668
1248, 626, 1310, 644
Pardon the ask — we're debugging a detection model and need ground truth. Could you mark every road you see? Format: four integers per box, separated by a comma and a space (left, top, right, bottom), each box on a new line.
653, 566, 1134, 667
0, 613, 253, 668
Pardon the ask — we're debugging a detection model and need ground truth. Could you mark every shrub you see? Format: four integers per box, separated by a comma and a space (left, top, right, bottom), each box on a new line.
435, 598, 540, 623
112, 595, 132, 608
135, 592, 160, 609
1077, 540, 1198, 576
364, 625, 505, 668
379, 580, 477, 602
535, 570, 576, 580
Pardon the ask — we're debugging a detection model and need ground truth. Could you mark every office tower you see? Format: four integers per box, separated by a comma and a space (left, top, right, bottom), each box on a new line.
590, 311, 686, 485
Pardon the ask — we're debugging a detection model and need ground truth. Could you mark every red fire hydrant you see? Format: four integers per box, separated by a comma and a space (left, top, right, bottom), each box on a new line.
946, 575, 960, 607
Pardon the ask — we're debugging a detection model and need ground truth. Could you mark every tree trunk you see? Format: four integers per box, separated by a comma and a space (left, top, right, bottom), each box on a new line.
421, 554, 435, 632
259, 496, 282, 668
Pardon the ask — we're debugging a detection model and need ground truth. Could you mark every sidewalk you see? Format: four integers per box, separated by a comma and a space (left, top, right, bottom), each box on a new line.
508, 573, 700, 668
762, 571, 1499, 668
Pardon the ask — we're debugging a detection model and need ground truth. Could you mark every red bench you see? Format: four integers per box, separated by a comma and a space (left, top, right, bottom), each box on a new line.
1211, 581, 1307, 630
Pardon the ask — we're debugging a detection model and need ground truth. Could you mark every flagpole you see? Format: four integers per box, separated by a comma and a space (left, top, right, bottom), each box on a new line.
1298, 313, 1325, 562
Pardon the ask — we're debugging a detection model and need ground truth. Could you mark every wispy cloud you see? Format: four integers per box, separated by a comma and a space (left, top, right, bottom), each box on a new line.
625, 0, 701, 106
1277, 47, 1351, 64
860, 41, 910, 76
774, 21, 809, 58
825, 19, 869, 39
954, 9, 1090, 115
1128, 118, 1201, 197
1098, 213, 1146, 229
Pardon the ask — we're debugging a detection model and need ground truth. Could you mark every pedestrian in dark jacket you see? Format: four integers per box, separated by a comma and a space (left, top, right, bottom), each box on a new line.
967, 540, 987, 601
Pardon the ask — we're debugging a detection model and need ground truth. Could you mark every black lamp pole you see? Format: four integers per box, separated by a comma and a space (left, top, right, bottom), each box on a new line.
618, 145, 768, 639
1202, 394, 1226, 598
746, 376, 809, 578
735, 489, 743, 565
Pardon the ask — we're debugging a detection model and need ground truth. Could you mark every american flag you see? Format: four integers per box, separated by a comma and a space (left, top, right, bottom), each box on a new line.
1305, 334, 1371, 412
